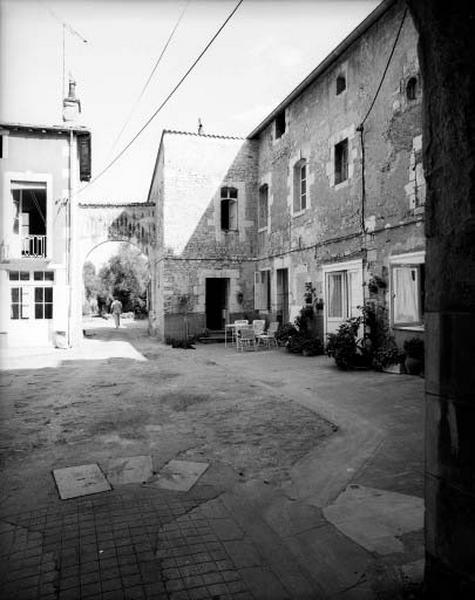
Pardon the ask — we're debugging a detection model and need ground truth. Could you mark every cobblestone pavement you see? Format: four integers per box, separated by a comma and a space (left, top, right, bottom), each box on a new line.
0, 321, 425, 599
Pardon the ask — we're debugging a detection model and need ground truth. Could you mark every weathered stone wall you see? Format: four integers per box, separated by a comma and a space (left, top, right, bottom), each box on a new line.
253, 0, 424, 328
151, 132, 259, 338
407, 1, 475, 596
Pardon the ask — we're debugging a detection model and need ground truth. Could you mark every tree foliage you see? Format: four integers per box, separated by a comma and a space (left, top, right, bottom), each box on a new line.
97, 244, 150, 314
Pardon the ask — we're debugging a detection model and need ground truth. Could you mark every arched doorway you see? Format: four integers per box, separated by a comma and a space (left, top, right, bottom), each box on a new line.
82, 240, 150, 321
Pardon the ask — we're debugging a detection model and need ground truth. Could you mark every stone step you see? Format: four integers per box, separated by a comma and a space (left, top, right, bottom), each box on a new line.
198, 330, 226, 344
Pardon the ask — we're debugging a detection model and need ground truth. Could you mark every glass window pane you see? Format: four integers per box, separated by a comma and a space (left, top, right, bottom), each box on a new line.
34, 271, 43, 280
229, 188, 238, 199
9, 271, 19, 281
45, 287, 53, 302
11, 304, 19, 319
35, 305, 43, 319
20, 271, 29, 280
45, 304, 53, 319
45, 271, 54, 281
221, 187, 228, 198
11, 288, 19, 302
35, 287, 43, 302
393, 267, 418, 323
328, 273, 343, 318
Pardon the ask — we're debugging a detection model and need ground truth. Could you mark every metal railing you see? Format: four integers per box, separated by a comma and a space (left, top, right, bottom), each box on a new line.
21, 235, 47, 258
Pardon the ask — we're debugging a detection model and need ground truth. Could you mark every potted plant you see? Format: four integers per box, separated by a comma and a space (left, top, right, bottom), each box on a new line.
372, 345, 405, 373
403, 337, 424, 375
302, 336, 324, 357
326, 316, 362, 369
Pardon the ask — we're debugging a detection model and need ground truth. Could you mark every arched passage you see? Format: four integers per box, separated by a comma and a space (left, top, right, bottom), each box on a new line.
77, 202, 156, 330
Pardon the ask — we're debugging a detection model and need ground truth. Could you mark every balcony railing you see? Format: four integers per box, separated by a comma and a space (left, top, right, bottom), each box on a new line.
22, 235, 47, 258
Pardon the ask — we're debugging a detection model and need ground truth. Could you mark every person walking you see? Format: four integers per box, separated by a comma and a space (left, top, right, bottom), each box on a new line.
110, 297, 123, 329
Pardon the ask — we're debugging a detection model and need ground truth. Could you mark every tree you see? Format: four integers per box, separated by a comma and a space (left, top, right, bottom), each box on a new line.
97, 244, 149, 315
82, 261, 100, 314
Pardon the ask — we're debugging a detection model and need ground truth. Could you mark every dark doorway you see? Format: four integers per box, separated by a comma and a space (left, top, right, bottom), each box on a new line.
205, 278, 228, 329
276, 268, 289, 324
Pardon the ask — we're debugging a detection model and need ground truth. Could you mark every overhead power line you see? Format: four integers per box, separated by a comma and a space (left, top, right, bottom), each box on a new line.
79, 0, 244, 195
107, 0, 191, 156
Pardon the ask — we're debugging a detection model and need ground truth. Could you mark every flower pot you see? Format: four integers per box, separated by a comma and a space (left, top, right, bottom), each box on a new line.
405, 356, 423, 375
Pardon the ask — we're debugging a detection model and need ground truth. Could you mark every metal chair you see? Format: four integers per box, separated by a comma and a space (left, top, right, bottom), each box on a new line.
236, 325, 257, 351
232, 319, 249, 346
252, 319, 266, 337
257, 321, 279, 349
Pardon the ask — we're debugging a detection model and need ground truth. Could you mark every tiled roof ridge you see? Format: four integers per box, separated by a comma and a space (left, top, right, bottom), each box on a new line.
78, 202, 155, 208
163, 129, 244, 141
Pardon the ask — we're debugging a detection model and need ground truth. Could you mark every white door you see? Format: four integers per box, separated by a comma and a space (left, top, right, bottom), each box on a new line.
324, 261, 363, 336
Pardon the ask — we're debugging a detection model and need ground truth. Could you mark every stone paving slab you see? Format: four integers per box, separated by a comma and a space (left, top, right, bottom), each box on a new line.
53, 464, 112, 500
152, 460, 210, 492
323, 484, 424, 555
105, 455, 154, 486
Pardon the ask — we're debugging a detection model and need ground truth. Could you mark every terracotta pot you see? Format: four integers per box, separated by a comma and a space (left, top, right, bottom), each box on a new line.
405, 356, 423, 375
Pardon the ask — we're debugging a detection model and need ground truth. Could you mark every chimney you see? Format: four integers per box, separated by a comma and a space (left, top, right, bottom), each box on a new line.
63, 77, 82, 123
198, 118, 203, 135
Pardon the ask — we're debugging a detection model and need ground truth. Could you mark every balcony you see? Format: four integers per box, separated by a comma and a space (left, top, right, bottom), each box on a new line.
22, 235, 47, 258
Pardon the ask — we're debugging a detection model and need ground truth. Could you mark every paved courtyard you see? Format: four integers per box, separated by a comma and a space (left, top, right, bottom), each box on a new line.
0, 320, 425, 599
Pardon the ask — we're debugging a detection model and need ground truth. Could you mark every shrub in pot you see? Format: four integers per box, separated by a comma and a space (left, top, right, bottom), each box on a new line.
326, 316, 362, 370
403, 337, 424, 375
302, 337, 324, 357
372, 345, 405, 372
275, 323, 298, 347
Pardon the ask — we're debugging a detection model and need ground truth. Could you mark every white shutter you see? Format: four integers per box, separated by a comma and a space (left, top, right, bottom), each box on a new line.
348, 268, 363, 317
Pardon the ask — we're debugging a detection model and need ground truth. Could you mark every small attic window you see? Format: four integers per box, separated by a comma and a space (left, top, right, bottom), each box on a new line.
275, 110, 286, 139
406, 77, 418, 101
336, 74, 346, 95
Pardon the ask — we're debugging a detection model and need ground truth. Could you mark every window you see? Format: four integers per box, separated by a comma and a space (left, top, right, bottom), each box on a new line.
275, 110, 286, 139
11, 181, 47, 258
336, 74, 346, 95
34, 271, 54, 281
392, 264, 425, 326
220, 187, 238, 231
8, 270, 54, 320
254, 270, 271, 311
9, 270, 30, 281
293, 159, 307, 213
258, 184, 269, 229
327, 272, 348, 318
334, 139, 348, 184
11, 287, 29, 320
35, 287, 53, 319
406, 77, 418, 101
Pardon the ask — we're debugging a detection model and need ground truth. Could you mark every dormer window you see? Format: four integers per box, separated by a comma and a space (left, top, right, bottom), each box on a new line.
336, 74, 346, 95
275, 110, 286, 139
220, 187, 238, 231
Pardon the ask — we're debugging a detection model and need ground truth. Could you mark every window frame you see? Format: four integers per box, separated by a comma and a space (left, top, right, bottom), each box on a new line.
336, 74, 346, 95
274, 110, 286, 139
334, 139, 349, 185
258, 184, 269, 231
389, 251, 425, 330
254, 269, 271, 312
293, 159, 308, 214
220, 186, 238, 231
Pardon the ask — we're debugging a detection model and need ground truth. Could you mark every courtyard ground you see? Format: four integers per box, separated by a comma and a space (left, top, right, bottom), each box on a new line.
0, 319, 425, 599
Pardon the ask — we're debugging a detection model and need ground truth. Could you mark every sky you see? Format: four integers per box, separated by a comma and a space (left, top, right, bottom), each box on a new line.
1, 0, 381, 207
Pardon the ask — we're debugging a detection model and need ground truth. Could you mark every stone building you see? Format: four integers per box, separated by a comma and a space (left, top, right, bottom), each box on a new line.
149, 0, 425, 346
0, 82, 91, 348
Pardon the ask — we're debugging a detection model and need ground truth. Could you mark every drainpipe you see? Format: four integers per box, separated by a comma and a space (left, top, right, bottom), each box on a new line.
67, 128, 74, 347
